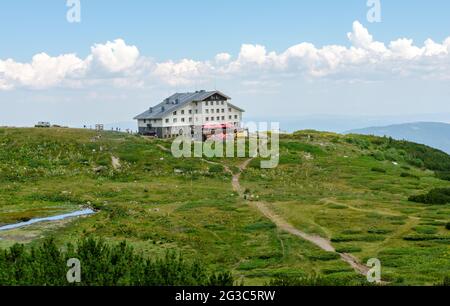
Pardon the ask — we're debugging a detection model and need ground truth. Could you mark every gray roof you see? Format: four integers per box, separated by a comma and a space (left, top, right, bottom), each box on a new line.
134, 90, 242, 120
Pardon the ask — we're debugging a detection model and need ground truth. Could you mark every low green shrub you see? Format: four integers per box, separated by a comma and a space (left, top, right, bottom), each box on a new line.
335, 246, 362, 253
445, 276, 450, 286
409, 188, 450, 205
371, 167, 387, 173
413, 225, 438, 235
244, 221, 276, 231
436, 171, 450, 181
400, 172, 420, 179
368, 228, 393, 235
280, 142, 325, 156
371, 151, 385, 161
345, 137, 370, 150
384, 148, 402, 162
403, 235, 449, 242
208, 164, 224, 174
268, 274, 369, 286
327, 204, 347, 209
307, 252, 340, 261
331, 235, 385, 243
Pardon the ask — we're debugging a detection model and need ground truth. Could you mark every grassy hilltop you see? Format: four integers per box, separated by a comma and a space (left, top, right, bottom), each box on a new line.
0, 127, 449, 285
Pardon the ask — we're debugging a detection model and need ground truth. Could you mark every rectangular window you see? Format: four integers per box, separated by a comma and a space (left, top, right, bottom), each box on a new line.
221, 116, 225, 120
195, 110, 198, 114
205, 102, 209, 106
211, 109, 214, 114
189, 117, 192, 122
173, 111, 177, 116
221, 101, 224, 105
216, 116, 220, 121
206, 109, 209, 114
216, 101, 220, 106
173, 118, 177, 123
216, 109, 220, 113
189, 110, 192, 114
229, 115, 232, 120
221, 109, 225, 113
181, 110, 185, 115
234, 115, 238, 119
228, 108, 232, 112
206, 117, 209, 121
181, 118, 185, 123
165, 119, 169, 123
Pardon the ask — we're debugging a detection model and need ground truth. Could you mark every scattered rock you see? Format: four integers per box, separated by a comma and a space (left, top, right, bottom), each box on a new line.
111, 156, 121, 170
304, 153, 314, 160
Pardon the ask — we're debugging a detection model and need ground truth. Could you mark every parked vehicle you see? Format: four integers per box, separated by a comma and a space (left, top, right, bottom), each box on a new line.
35, 122, 51, 128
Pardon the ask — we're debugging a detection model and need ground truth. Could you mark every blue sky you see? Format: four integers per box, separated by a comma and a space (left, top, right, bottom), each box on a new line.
1, 1, 450, 130
2, 1, 450, 60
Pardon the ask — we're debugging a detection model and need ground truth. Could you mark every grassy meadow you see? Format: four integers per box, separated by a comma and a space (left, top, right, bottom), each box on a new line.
0, 127, 448, 285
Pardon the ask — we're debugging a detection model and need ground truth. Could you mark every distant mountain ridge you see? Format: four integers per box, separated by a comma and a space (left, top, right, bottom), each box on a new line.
347, 122, 450, 154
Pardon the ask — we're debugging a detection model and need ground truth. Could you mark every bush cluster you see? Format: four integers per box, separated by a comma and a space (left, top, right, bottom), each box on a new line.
400, 172, 419, 179
408, 188, 450, 205
0, 238, 233, 286
371, 167, 387, 173
436, 171, 450, 181
268, 275, 369, 286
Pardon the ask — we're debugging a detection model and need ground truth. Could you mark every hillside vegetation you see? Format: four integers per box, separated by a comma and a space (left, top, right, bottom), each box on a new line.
0, 128, 449, 285
347, 122, 450, 154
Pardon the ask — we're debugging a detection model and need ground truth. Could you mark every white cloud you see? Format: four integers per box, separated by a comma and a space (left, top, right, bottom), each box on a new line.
389, 38, 422, 59
237, 44, 270, 65
1, 21, 450, 90
347, 21, 387, 53
90, 39, 140, 72
215, 53, 231, 63
0, 39, 141, 90
0, 53, 88, 89
153, 59, 212, 86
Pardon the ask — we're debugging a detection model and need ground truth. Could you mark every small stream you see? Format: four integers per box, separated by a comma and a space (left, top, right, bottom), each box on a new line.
0, 209, 95, 232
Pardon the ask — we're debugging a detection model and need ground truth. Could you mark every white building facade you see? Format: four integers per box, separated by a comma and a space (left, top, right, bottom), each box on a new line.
134, 90, 244, 139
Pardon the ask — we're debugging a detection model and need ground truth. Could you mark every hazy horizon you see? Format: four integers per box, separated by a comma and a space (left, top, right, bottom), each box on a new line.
1, 1, 450, 132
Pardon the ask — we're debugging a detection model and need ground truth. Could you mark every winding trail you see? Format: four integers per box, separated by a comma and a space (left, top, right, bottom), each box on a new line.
155, 142, 370, 276
233, 158, 370, 276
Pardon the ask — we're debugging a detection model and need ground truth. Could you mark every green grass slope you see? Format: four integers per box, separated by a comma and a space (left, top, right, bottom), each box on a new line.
0, 127, 449, 285
240, 131, 450, 285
